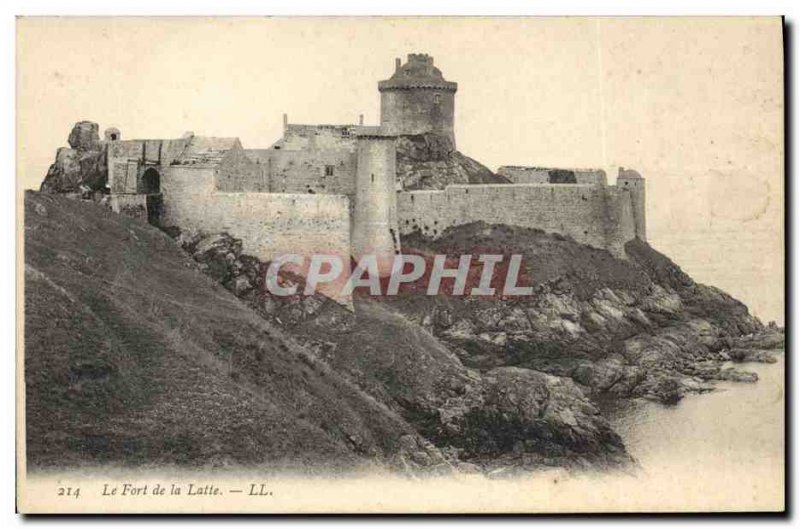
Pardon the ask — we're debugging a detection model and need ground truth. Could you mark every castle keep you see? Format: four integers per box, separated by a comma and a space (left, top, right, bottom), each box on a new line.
379, 53, 458, 145
43, 53, 646, 288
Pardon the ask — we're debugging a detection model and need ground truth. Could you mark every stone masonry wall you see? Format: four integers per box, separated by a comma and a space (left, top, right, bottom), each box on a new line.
397, 184, 638, 257
497, 166, 608, 186
107, 137, 192, 194
160, 166, 351, 264
248, 149, 357, 195
380, 89, 456, 146
215, 147, 268, 192
109, 194, 148, 222
277, 125, 358, 151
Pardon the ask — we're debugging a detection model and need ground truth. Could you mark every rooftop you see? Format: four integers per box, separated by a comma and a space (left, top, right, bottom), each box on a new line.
378, 53, 458, 93
173, 136, 241, 166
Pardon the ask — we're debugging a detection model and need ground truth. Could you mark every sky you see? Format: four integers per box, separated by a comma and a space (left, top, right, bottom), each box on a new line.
16, 17, 784, 323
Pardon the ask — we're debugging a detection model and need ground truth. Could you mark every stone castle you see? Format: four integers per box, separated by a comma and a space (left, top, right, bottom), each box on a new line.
43, 53, 646, 279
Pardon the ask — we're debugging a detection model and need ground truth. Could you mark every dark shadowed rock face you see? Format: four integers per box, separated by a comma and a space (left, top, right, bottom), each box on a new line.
40, 121, 107, 194
396, 133, 510, 190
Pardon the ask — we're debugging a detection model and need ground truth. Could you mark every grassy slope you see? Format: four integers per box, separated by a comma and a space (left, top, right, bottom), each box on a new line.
23, 191, 418, 470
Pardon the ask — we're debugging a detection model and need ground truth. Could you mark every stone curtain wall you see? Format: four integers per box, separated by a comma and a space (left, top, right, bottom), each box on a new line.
397, 184, 638, 257
199, 193, 352, 266
161, 166, 351, 263
497, 166, 608, 186
159, 166, 217, 227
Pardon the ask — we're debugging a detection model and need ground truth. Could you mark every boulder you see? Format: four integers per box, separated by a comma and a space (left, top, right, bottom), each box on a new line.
727, 348, 778, 364
67, 121, 100, 150
40, 122, 107, 193
717, 367, 759, 383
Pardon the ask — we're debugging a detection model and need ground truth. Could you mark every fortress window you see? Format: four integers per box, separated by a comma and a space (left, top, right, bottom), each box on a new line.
371, 174, 375, 183
433, 94, 441, 104
324, 165, 335, 177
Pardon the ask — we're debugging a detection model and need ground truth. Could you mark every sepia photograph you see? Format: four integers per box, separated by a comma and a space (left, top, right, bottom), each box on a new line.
14, 15, 785, 514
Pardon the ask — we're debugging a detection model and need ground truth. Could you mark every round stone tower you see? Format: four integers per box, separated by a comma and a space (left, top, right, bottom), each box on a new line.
351, 127, 400, 276
617, 167, 647, 241
378, 53, 458, 147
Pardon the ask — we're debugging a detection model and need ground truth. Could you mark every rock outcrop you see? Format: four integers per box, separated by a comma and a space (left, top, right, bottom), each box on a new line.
40, 121, 107, 194
396, 133, 509, 190
390, 223, 773, 405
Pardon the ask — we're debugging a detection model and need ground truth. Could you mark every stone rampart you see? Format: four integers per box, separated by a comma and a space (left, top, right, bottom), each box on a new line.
397, 184, 638, 257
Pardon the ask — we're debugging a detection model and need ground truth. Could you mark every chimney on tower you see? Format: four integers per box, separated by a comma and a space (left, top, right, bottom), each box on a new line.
282, 113, 288, 132
359, 114, 364, 126
395, 57, 401, 72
